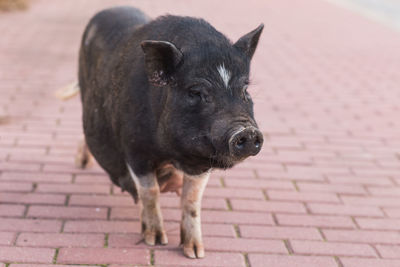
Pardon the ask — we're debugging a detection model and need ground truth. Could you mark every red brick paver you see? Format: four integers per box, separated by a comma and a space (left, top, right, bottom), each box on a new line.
16, 233, 105, 248
0, 247, 55, 264
57, 248, 150, 265
249, 254, 338, 267
1, 0, 400, 266
9, 265, 99, 267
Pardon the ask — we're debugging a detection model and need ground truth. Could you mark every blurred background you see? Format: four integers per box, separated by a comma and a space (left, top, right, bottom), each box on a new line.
0, 0, 400, 266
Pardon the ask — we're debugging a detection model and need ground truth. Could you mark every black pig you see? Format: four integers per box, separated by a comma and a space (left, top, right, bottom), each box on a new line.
78, 6, 263, 258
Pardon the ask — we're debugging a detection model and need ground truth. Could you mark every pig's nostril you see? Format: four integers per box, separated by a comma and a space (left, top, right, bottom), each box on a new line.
254, 137, 261, 149
235, 137, 246, 149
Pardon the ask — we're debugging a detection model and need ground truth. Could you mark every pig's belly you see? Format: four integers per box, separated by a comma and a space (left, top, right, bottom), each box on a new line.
156, 163, 184, 195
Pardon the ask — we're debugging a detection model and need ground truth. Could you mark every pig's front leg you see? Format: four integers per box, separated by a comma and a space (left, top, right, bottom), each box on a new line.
180, 172, 210, 258
127, 164, 168, 245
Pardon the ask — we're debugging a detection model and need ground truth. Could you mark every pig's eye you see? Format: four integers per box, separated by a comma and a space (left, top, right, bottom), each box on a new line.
189, 88, 202, 99
188, 87, 204, 104
187, 86, 211, 105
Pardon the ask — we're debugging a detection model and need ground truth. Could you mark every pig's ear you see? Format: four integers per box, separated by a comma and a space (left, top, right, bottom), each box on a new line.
233, 24, 264, 60
141, 40, 183, 86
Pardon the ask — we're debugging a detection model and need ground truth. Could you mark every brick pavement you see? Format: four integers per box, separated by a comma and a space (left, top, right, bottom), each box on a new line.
0, 0, 400, 266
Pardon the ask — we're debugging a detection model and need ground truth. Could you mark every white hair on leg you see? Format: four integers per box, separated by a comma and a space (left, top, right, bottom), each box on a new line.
180, 171, 210, 258
126, 163, 168, 245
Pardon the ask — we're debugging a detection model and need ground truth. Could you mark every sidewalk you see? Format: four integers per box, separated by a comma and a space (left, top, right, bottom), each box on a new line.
1, 0, 400, 266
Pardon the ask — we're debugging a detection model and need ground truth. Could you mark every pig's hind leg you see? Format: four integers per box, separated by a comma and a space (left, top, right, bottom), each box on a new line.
75, 139, 94, 169
127, 164, 168, 245
180, 172, 210, 258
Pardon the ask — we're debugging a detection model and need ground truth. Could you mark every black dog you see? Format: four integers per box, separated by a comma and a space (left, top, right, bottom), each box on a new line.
78, 6, 263, 258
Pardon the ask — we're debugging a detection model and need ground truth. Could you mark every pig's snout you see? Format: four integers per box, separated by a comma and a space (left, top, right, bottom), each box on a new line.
229, 126, 263, 159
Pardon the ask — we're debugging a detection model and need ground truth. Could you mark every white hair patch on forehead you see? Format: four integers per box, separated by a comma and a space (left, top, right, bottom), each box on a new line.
217, 64, 231, 89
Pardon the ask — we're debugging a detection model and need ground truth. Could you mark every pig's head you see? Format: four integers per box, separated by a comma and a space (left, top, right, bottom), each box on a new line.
141, 23, 264, 174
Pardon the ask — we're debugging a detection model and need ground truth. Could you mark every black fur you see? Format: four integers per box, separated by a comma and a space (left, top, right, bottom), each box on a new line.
79, 6, 263, 200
